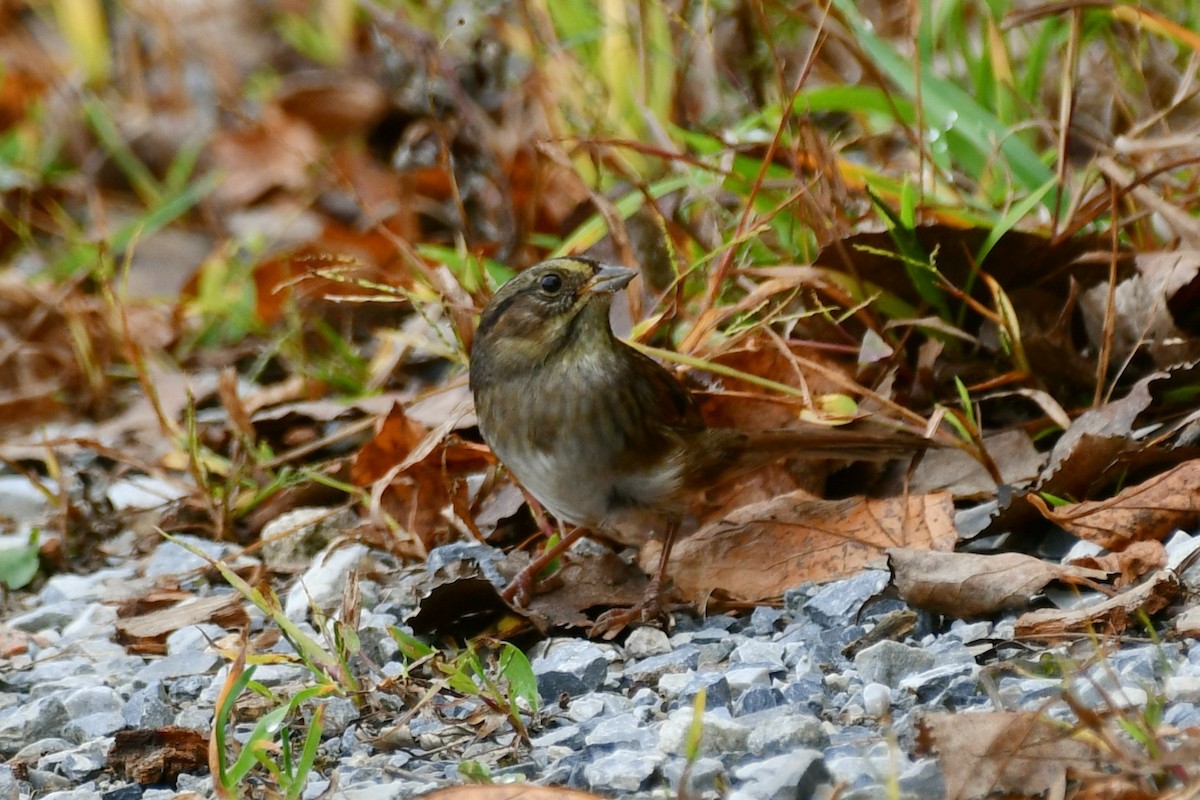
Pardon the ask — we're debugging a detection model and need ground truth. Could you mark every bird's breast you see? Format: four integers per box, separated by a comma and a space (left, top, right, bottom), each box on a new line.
475, 354, 684, 531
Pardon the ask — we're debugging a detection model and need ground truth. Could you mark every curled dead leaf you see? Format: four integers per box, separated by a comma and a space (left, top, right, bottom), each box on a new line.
1015, 569, 1180, 641
1069, 539, 1167, 588
887, 548, 1111, 619
918, 711, 1105, 800
1029, 459, 1200, 550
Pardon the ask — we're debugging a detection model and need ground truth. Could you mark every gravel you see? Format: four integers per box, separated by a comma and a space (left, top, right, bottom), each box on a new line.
2, 496, 1198, 798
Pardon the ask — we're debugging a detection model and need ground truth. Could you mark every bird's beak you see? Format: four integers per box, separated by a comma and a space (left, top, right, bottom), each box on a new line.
581, 265, 637, 295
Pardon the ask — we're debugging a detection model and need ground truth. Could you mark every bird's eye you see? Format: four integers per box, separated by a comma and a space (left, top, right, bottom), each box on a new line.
539, 273, 563, 293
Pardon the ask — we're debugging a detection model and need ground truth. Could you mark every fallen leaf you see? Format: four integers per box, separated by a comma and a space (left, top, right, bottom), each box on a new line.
522, 548, 648, 631
1079, 250, 1200, 367
353, 402, 490, 552
1029, 460, 1200, 550
1068, 540, 1167, 588
407, 543, 647, 636
909, 429, 1044, 499
918, 711, 1105, 800
978, 370, 1165, 541
209, 106, 321, 208
276, 71, 388, 137
116, 593, 249, 655
1015, 569, 1180, 641
888, 549, 1111, 619
655, 491, 956, 603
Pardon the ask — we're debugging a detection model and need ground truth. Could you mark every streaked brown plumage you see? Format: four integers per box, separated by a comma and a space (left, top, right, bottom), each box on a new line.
469, 256, 934, 631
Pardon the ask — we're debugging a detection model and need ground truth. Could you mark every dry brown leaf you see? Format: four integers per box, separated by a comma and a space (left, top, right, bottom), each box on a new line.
276, 72, 388, 137
979, 370, 1165, 541
1069, 539, 1167, 588
888, 548, 1111, 619
353, 403, 490, 552
0, 277, 173, 429
918, 711, 1105, 800
909, 429, 1045, 499
1015, 569, 1180, 641
1079, 251, 1200, 368
522, 550, 649, 631
1045, 371, 1160, 477
1029, 460, 1200, 549
115, 593, 249, 655
407, 542, 647, 636
653, 491, 956, 603
209, 106, 321, 208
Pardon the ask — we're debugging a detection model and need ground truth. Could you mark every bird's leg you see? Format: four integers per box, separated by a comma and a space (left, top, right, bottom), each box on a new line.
501, 525, 588, 606
591, 520, 680, 639
517, 484, 558, 539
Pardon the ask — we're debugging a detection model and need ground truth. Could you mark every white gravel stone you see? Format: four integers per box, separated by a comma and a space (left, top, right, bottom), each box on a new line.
624, 626, 671, 658
1166, 676, 1200, 703
729, 750, 830, 800
659, 707, 750, 756
725, 665, 771, 692
106, 475, 188, 511
566, 694, 605, 722
584, 749, 663, 792
0, 475, 54, 520
283, 543, 370, 621
862, 682, 891, 718
731, 639, 786, 668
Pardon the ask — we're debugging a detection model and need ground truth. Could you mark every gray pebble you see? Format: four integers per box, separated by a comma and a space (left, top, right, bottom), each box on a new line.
0, 765, 18, 800
566, 694, 606, 722
624, 626, 671, 658
735, 686, 784, 716
37, 737, 111, 781
584, 749, 663, 792
165, 623, 227, 656
853, 640, 937, 688
728, 749, 830, 800
7, 602, 86, 634
730, 640, 786, 669
583, 711, 655, 749
122, 683, 174, 729
659, 707, 750, 756
659, 671, 732, 711
133, 651, 219, 685
626, 645, 700, 684
745, 710, 828, 755
804, 571, 889, 626
0, 696, 69, 755
144, 535, 229, 578
862, 683, 890, 718
531, 639, 610, 700
36, 788, 101, 800
63, 713, 125, 741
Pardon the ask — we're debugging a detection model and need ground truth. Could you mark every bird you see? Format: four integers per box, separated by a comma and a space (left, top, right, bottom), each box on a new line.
468, 256, 936, 633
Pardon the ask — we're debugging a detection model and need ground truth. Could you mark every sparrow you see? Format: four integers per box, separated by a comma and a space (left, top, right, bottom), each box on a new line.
469, 256, 935, 632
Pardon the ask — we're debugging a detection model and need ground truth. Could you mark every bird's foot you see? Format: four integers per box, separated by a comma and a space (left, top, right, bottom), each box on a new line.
500, 526, 587, 607
589, 578, 667, 640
